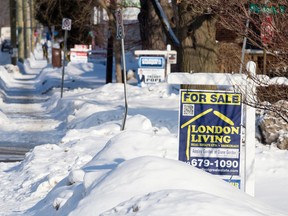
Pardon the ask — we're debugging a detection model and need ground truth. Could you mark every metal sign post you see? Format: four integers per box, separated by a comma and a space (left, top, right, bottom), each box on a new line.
61, 18, 72, 98
115, 9, 128, 131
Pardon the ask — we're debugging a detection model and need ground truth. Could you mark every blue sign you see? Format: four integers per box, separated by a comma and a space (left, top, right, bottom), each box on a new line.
178, 90, 242, 178
138, 57, 165, 68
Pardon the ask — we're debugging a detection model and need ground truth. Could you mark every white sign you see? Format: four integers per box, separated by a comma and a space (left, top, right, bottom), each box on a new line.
70, 44, 88, 63
168, 53, 177, 64
138, 68, 165, 84
12, 48, 18, 57
70, 51, 88, 63
62, 18, 72, 31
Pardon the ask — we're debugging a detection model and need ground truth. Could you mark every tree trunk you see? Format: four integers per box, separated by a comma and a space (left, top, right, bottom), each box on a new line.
177, 2, 218, 89
17, 0, 25, 63
30, 0, 36, 53
178, 15, 218, 72
23, 0, 31, 58
10, 0, 17, 65
138, 0, 166, 50
115, 39, 123, 83
106, 34, 113, 83
107, 0, 123, 83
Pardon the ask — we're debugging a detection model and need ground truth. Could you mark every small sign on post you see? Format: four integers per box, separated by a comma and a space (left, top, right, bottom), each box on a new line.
115, 9, 124, 40
114, 9, 128, 131
62, 18, 72, 31
12, 48, 18, 58
61, 18, 72, 98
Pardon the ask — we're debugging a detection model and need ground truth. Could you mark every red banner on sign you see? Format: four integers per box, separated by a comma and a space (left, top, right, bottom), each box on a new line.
261, 15, 274, 46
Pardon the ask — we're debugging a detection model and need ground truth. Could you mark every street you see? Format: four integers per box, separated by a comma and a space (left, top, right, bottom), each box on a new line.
0, 49, 11, 65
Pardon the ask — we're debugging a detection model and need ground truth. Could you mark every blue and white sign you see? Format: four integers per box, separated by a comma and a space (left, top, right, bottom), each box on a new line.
138, 56, 165, 68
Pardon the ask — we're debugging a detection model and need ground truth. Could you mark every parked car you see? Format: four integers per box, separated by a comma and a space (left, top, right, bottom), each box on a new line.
1, 39, 11, 52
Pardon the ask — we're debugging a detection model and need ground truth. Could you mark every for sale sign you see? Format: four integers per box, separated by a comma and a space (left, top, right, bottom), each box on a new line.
178, 90, 243, 188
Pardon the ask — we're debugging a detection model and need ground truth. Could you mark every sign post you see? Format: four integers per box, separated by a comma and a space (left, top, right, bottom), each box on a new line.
61, 18, 72, 98
115, 9, 128, 131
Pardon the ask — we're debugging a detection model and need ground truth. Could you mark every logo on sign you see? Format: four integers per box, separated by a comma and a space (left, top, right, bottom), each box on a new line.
138, 57, 165, 68
62, 18, 72, 31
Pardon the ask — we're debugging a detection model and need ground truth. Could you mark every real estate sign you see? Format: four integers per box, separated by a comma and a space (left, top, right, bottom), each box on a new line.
137, 56, 166, 85
178, 90, 243, 188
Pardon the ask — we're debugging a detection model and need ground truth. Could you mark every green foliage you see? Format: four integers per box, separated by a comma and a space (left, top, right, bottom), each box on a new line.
120, 0, 140, 8
249, 3, 286, 14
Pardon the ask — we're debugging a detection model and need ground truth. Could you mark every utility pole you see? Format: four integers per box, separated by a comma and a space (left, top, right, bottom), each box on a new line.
10, 0, 17, 65
23, 0, 31, 58
17, 0, 25, 63
30, 0, 36, 53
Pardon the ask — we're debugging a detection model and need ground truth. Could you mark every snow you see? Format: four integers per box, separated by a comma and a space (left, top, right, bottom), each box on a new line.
0, 47, 287, 216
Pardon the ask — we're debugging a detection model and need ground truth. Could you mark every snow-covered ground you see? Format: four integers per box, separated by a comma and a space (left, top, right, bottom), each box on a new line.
0, 46, 287, 216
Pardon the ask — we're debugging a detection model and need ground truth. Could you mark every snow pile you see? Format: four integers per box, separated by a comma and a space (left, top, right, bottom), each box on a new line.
24, 116, 284, 216
0, 49, 287, 216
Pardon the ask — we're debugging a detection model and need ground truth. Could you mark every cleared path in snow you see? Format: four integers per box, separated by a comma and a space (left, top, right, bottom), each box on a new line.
0, 146, 28, 162
0, 56, 64, 161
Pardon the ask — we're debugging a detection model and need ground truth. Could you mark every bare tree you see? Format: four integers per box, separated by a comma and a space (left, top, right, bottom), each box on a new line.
138, 0, 288, 122
35, 0, 135, 83
35, 0, 95, 46
138, 0, 167, 50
